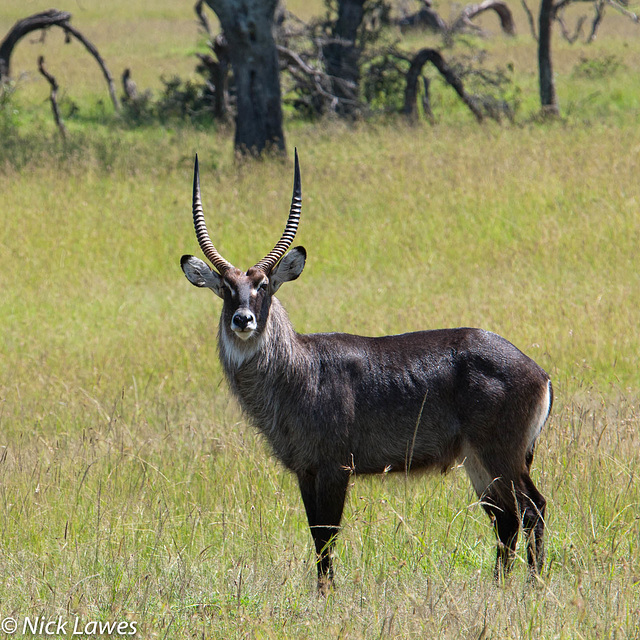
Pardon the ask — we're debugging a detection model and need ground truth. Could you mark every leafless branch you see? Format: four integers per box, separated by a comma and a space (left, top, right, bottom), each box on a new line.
520, 0, 539, 39
37, 55, 67, 139
556, 12, 587, 41
277, 44, 323, 79
402, 48, 484, 123
397, 3, 448, 32
586, 0, 606, 40
0, 10, 119, 110
58, 22, 119, 110
451, 0, 516, 36
0, 10, 70, 82
195, 0, 213, 37
277, 43, 360, 113
607, 0, 639, 22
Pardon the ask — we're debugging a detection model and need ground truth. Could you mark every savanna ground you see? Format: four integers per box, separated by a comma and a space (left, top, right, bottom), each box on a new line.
1, 0, 639, 638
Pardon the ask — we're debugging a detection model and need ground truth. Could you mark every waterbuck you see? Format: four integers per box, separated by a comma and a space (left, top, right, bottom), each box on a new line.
180, 151, 552, 590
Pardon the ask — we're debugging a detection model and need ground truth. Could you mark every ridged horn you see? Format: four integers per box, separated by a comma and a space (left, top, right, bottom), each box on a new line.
253, 148, 302, 274
191, 154, 233, 274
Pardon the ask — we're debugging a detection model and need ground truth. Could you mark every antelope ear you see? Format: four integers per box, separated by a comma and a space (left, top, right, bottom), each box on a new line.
270, 246, 306, 293
181, 255, 224, 299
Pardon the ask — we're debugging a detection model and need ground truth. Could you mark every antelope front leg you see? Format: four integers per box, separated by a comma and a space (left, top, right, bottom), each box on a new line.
297, 468, 350, 593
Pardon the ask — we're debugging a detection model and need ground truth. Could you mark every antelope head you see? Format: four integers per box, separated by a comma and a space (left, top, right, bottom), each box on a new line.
180, 150, 306, 343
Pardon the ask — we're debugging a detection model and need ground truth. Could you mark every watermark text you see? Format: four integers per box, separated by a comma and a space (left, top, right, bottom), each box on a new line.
1, 615, 137, 636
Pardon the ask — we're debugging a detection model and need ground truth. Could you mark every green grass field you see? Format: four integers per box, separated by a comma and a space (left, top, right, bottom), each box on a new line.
1, 1, 639, 638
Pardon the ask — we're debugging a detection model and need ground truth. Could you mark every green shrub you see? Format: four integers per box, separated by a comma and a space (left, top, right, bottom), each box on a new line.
572, 53, 625, 80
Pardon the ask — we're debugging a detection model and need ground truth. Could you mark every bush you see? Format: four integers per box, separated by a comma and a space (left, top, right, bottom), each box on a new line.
572, 54, 625, 80
0, 81, 19, 135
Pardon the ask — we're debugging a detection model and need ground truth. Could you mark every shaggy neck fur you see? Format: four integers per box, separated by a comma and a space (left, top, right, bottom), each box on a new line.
219, 297, 298, 371
217, 297, 307, 437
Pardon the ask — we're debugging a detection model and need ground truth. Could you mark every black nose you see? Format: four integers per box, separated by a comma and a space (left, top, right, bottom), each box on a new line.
232, 311, 254, 330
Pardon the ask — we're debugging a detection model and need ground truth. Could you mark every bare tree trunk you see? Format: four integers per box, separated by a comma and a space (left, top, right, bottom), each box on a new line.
323, 0, 366, 116
205, 0, 285, 156
538, 0, 560, 115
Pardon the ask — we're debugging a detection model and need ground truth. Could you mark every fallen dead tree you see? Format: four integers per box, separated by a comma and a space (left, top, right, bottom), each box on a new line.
450, 0, 516, 35
0, 9, 119, 111
402, 48, 484, 122
398, 0, 516, 36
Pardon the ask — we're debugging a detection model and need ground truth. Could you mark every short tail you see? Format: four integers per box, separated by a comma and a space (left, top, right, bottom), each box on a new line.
528, 378, 553, 454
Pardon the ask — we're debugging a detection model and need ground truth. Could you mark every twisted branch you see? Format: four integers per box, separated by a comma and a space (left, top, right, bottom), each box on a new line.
37, 54, 67, 139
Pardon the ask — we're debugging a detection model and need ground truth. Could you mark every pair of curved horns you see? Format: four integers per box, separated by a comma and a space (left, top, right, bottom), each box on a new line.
191, 149, 302, 275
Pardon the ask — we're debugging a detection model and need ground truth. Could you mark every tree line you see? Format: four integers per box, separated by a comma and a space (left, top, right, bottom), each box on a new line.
1, 0, 637, 156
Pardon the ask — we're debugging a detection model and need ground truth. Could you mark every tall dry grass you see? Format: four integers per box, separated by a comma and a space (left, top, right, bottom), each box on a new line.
1, 1, 639, 637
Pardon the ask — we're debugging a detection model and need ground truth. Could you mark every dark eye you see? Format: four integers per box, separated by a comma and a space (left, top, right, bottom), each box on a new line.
258, 281, 268, 292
